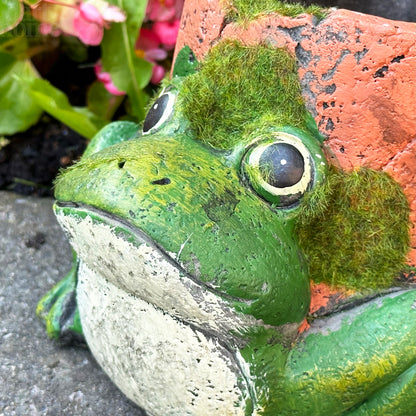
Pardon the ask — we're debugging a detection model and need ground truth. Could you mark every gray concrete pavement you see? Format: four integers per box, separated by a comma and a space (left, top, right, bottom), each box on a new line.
0, 191, 146, 416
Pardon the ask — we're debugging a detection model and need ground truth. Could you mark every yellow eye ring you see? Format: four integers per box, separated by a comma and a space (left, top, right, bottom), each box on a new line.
243, 132, 314, 207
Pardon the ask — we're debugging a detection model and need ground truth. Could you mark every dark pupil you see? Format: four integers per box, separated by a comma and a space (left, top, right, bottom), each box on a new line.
143, 94, 169, 132
259, 143, 304, 188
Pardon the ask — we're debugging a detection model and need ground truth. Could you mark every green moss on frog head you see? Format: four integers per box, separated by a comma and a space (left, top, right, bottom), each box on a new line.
295, 166, 411, 290
223, 0, 328, 25
178, 40, 312, 149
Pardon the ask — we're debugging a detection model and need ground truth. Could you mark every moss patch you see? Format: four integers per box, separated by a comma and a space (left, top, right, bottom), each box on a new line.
178, 40, 310, 149
295, 167, 410, 290
223, 0, 328, 24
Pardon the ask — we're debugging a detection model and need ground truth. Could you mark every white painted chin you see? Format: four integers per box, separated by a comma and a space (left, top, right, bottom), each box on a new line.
56, 208, 257, 416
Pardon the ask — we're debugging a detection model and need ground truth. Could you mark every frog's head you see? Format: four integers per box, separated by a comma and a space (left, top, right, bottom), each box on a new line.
52, 40, 410, 331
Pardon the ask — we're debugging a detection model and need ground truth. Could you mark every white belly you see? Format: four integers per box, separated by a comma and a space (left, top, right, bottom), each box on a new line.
56, 208, 256, 415
78, 262, 247, 416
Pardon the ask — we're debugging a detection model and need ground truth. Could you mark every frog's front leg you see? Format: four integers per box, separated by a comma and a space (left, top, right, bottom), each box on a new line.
242, 289, 416, 415
37, 252, 83, 344
37, 121, 140, 343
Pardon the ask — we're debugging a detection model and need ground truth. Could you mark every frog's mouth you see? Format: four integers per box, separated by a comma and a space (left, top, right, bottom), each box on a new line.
54, 201, 261, 342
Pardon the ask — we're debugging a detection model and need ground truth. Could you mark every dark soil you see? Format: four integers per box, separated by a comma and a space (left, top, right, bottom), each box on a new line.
0, 117, 86, 196
0, 39, 98, 197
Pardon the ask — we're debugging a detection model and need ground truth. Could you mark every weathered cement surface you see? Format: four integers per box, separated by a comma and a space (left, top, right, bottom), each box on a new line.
0, 191, 145, 416
175, 4, 416, 264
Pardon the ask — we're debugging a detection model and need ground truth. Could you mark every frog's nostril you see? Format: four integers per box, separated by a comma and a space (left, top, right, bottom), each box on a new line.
151, 178, 171, 185
118, 160, 126, 169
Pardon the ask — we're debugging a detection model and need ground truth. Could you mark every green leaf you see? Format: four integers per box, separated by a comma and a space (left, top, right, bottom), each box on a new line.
0, 13, 41, 57
0, 0, 23, 34
0, 32, 27, 56
101, 0, 152, 121
0, 53, 42, 134
0, 52, 16, 77
87, 81, 124, 120
22, 0, 41, 6
27, 78, 108, 139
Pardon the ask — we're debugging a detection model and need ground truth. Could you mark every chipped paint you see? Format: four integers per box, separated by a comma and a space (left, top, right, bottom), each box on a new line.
78, 262, 247, 415
57, 209, 254, 414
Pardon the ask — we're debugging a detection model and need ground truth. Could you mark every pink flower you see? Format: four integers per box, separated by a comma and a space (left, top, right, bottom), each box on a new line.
151, 64, 165, 84
135, 28, 168, 61
94, 62, 126, 96
73, 3, 103, 45
145, 0, 183, 22
39, 22, 53, 35
79, 2, 103, 25
103, 79, 125, 95
32, 0, 126, 46
138, 0, 184, 85
39, 22, 62, 36
145, 48, 168, 61
135, 27, 169, 84
152, 20, 180, 46
135, 27, 160, 51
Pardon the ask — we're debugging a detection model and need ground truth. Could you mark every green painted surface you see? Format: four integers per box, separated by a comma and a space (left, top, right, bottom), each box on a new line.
172, 45, 200, 78
283, 290, 416, 415
240, 290, 416, 415
81, 121, 139, 158
347, 364, 416, 416
54, 131, 320, 325
39, 39, 415, 414
36, 252, 83, 340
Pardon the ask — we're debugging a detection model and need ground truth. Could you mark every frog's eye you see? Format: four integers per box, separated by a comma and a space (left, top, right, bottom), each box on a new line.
243, 132, 314, 207
143, 91, 176, 134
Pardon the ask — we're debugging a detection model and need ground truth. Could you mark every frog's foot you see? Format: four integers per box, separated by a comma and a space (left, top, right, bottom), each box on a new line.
241, 289, 416, 415
283, 289, 416, 416
37, 255, 84, 345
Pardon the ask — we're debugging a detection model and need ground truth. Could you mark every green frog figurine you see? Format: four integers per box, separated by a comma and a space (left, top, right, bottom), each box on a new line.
38, 40, 416, 415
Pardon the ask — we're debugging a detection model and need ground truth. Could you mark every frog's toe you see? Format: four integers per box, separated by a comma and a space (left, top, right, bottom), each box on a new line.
37, 256, 84, 345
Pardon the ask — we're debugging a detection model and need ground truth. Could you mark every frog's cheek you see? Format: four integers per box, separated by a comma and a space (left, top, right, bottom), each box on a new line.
54, 204, 254, 413
54, 134, 311, 326
54, 203, 262, 337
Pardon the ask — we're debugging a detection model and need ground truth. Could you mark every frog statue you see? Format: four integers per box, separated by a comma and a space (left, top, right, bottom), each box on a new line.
37, 40, 416, 415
